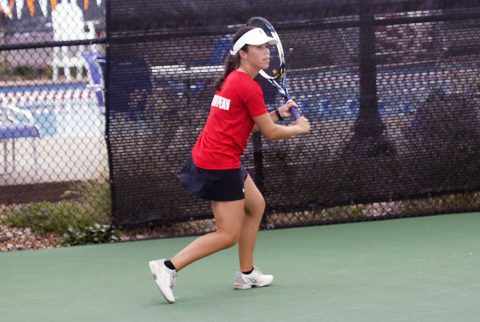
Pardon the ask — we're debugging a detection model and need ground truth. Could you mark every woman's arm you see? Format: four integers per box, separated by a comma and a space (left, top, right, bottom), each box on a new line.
251, 110, 282, 133
252, 99, 310, 139
252, 99, 299, 133
254, 113, 310, 140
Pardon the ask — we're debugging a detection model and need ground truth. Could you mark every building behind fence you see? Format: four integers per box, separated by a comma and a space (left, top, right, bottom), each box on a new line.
1, 0, 479, 234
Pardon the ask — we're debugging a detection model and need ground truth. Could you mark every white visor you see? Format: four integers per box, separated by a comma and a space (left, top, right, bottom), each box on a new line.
229, 28, 278, 55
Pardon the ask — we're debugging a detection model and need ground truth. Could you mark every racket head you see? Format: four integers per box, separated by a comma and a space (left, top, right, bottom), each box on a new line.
246, 17, 300, 120
247, 17, 286, 82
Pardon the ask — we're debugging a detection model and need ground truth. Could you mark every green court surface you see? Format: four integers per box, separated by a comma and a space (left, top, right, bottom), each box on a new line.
1, 212, 479, 322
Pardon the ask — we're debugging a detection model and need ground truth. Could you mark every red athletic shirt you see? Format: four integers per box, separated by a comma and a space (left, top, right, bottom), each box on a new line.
192, 70, 268, 169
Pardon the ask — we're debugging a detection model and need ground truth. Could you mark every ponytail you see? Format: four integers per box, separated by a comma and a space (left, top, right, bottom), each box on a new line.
213, 25, 256, 91
214, 53, 239, 91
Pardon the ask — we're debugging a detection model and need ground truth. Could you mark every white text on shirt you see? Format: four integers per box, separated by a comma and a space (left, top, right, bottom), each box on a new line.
211, 95, 231, 111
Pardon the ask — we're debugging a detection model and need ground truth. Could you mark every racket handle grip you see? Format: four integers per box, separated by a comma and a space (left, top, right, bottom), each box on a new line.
283, 94, 300, 120
291, 106, 301, 120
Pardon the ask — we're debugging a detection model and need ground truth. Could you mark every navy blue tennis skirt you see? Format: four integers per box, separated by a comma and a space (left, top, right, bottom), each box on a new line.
176, 155, 248, 201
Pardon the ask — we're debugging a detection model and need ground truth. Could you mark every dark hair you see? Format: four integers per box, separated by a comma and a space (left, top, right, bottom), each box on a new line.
214, 25, 256, 91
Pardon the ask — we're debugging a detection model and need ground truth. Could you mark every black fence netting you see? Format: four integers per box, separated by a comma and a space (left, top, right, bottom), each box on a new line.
108, 0, 480, 229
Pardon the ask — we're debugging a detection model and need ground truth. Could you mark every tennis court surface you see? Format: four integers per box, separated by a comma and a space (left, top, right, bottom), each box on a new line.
1, 212, 479, 322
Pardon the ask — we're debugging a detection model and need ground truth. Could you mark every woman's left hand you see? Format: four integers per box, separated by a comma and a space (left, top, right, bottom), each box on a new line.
277, 99, 300, 119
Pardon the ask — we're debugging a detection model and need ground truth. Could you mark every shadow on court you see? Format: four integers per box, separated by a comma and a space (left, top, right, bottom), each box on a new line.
1, 212, 479, 322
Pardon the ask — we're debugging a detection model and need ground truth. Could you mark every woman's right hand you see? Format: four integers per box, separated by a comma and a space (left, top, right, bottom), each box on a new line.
293, 116, 310, 134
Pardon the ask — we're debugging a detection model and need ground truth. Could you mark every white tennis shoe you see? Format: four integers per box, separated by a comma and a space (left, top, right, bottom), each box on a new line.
233, 266, 274, 289
148, 259, 176, 303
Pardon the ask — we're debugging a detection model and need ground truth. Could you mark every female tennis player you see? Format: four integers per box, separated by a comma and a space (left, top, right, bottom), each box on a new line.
148, 25, 310, 303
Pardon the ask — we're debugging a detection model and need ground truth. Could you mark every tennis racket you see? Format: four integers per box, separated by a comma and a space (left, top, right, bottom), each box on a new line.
246, 16, 301, 120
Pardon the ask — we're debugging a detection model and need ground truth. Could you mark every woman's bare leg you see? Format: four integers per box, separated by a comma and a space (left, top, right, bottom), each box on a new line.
238, 175, 266, 272
170, 199, 244, 271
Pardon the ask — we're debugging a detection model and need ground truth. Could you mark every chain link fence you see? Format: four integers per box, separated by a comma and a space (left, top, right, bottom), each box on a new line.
0, 1, 108, 219
1, 0, 479, 238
